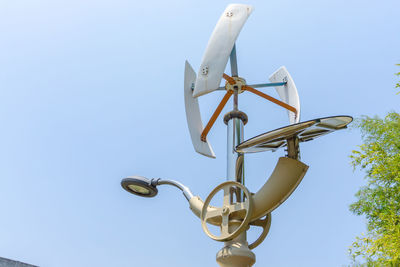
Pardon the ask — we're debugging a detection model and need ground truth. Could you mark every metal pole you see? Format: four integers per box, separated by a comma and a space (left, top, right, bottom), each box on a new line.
226, 117, 244, 186
217, 107, 255, 267
230, 44, 238, 77
215, 45, 255, 267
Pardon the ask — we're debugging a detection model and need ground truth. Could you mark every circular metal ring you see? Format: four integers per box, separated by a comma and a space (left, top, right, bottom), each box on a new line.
201, 181, 253, 242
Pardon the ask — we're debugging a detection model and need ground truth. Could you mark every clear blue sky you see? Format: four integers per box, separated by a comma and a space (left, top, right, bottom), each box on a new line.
0, 1, 399, 266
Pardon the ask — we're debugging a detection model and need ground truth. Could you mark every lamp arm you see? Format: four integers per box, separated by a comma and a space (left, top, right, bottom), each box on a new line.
188, 195, 205, 218
156, 179, 194, 201
154, 179, 218, 221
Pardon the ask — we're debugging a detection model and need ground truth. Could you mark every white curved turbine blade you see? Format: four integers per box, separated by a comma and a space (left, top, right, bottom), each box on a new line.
184, 61, 216, 158
193, 4, 253, 98
269, 66, 300, 124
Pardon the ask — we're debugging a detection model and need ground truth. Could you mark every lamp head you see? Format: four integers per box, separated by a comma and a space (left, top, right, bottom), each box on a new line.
121, 176, 158, 198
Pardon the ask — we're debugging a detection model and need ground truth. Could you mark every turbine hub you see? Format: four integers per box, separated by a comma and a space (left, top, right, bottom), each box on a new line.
225, 76, 246, 94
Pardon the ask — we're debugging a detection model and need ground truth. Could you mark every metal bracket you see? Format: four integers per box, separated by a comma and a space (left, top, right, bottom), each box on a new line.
285, 136, 300, 160
216, 81, 287, 91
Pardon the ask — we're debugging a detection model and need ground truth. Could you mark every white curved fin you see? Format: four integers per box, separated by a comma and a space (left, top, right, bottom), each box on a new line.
269, 66, 300, 124
251, 157, 309, 221
184, 61, 216, 158
193, 4, 253, 98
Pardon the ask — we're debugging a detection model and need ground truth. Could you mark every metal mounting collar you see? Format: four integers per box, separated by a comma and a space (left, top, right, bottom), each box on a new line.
224, 110, 248, 125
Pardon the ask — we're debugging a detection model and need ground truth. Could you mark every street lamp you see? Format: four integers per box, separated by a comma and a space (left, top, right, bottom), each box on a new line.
121, 176, 194, 201
120, 4, 352, 267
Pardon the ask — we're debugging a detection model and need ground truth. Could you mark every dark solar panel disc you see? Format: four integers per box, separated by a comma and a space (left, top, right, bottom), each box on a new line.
236, 116, 353, 153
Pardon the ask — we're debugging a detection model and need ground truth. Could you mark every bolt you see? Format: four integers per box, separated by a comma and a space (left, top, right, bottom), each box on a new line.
222, 206, 230, 215
202, 66, 209, 75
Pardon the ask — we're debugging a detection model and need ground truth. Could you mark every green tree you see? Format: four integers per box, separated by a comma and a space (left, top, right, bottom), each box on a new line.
349, 70, 400, 265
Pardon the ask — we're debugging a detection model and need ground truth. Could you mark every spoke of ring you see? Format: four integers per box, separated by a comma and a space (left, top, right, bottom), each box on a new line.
250, 218, 267, 227
223, 187, 231, 206
230, 202, 247, 212
221, 214, 230, 236
205, 209, 222, 221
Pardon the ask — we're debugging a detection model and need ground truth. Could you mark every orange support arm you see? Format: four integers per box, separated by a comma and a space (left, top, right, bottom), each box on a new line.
242, 85, 297, 114
201, 91, 233, 142
222, 73, 236, 85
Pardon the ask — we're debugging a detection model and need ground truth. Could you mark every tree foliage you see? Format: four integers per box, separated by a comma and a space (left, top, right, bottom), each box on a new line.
349, 111, 400, 264
349, 66, 400, 264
